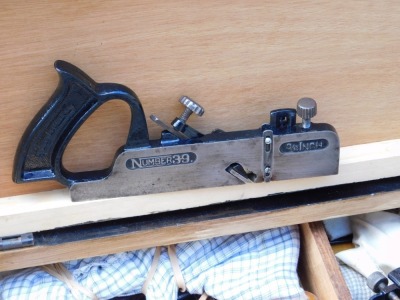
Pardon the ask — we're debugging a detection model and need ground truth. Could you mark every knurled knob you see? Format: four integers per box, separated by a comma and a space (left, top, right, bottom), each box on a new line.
179, 96, 205, 117
297, 97, 317, 129
367, 271, 388, 293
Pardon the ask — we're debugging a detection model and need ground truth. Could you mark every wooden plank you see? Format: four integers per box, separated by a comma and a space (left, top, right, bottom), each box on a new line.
299, 222, 352, 300
1, 188, 400, 272
1, 139, 399, 237
1, 1, 400, 198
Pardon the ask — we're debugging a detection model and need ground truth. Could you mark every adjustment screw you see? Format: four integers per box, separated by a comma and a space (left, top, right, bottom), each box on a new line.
179, 96, 205, 122
367, 271, 388, 293
264, 166, 271, 175
297, 97, 317, 129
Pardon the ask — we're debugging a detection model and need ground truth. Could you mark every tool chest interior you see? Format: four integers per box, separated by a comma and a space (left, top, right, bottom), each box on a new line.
1, 2, 400, 299
1, 178, 400, 299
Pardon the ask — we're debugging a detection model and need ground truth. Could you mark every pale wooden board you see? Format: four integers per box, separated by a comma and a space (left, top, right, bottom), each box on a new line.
1, 139, 400, 237
1, 189, 400, 272
1, 1, 400, 198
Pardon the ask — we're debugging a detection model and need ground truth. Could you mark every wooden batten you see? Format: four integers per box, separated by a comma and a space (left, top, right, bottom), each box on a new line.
299, 222, 352, 300
1, 188, 400, 272
0, 139, 399, 238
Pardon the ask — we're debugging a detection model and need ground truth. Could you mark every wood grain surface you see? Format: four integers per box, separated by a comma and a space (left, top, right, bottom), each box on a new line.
1, 139, 400, 237
299, 222, 352, 300
1, 1, 400, 197
1, 189, 400, 272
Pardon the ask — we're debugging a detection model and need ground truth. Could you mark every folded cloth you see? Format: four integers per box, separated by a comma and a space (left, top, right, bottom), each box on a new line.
0, 226, 306, 300
337, 211, 400, 277
337, 260, 374, 300
336, 211, 400, 297
323, 217, 352, 242
351, 211, 400, 275
336, 247, 381, 279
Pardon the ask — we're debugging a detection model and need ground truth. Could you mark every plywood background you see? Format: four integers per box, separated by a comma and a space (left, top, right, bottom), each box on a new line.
1, 1, 400, 198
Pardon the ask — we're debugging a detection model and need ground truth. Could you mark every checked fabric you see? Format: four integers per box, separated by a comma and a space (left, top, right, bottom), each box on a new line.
0, 225, 306, 300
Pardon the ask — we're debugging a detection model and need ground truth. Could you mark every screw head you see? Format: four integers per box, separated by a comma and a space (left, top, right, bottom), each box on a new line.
367, 272, 388, 293
297, 97, 317, 120
179, 96, 205, 116
265, 137, 272, 145
264, 167, 271, 175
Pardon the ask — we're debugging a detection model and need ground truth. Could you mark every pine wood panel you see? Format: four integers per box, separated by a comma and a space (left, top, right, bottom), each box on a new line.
1, 1, 400, 197
1, 139, 400, 237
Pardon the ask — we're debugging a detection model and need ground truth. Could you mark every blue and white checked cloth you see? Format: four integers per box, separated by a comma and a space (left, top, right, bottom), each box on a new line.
0, 225, 305, 300
338, 261, 374, 300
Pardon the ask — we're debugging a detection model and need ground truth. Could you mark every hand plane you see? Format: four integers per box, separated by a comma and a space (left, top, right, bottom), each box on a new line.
13, 61, 339, 202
